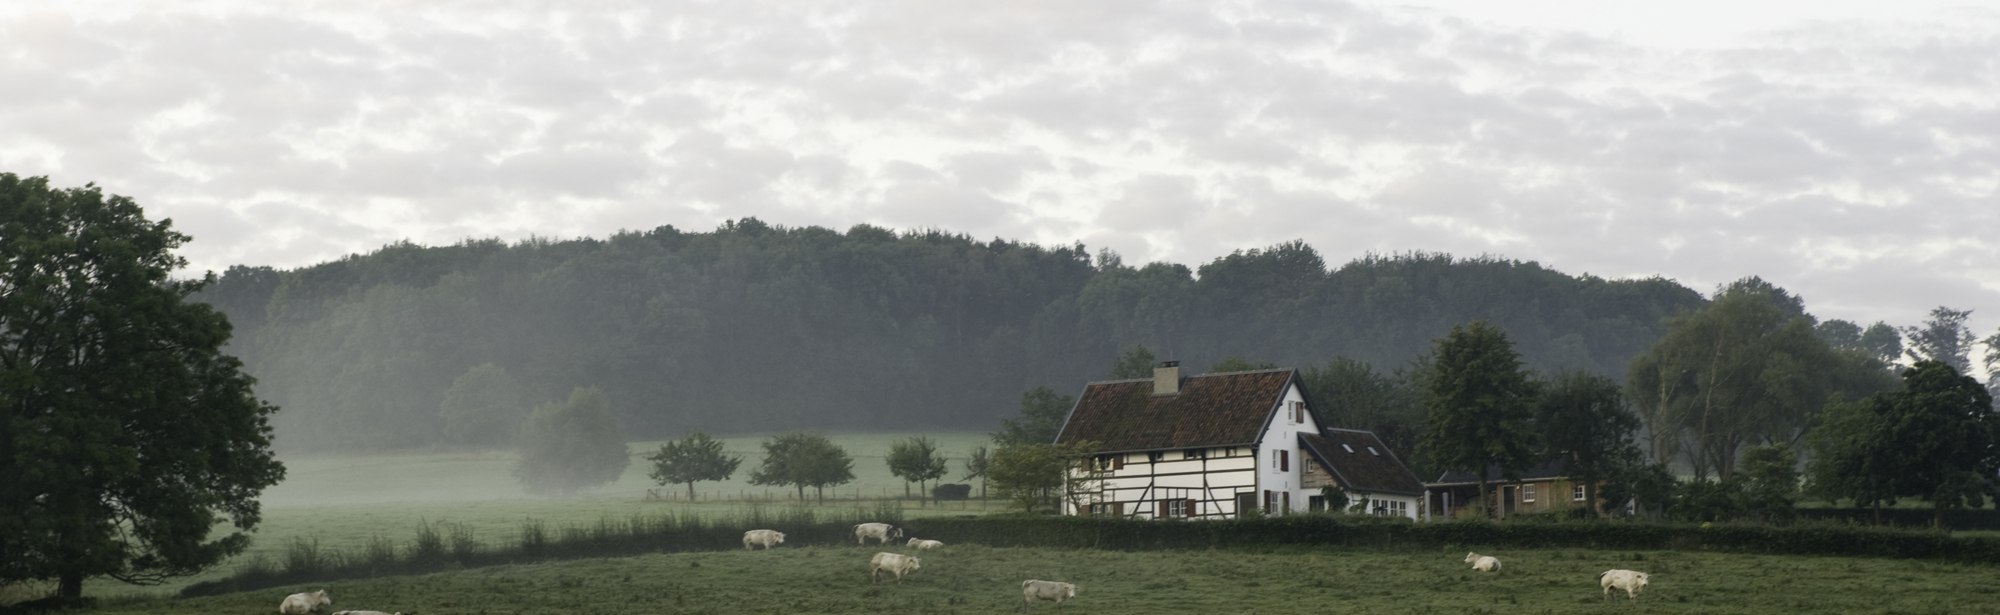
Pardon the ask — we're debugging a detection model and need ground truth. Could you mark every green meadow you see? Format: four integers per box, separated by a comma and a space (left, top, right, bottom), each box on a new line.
92, 545, 2000, 615
81, 432, 1000, 598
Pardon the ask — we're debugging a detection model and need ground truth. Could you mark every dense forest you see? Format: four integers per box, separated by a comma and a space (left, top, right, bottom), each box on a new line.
195, 218, 1715, 452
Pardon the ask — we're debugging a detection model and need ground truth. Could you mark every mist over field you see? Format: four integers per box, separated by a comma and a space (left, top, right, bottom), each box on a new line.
194, 224, 1720, 453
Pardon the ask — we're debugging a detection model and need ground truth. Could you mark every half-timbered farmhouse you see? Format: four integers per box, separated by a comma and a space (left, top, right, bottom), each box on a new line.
1054, 362, 1424, 520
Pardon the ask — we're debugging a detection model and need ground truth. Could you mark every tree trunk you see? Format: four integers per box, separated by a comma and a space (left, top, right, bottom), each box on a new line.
686, 481, 697, 500
1478, 467, 1494, 520
797, 484, 805, 501
59, 571, 83, 602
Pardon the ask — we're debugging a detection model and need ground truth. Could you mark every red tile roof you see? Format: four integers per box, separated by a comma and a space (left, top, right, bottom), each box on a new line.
1055, 369, 1296, 452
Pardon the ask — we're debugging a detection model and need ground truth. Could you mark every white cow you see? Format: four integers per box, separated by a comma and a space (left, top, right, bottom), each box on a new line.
1600, 569, 1650, 599
1464, 552, 1501, 572
869, 552, 921, 583
1021, 579, 1078, 610
743, 529, 786, 550
908, 538, 944, 549
854, 523, 903, 545
278, 590, 331, 615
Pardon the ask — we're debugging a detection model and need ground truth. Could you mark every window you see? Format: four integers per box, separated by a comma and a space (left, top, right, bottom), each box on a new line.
1522, 484, 1536, 503
1278, 450, 1289, 472
1159, 498, 1194, 518
1292, 401, 1306, 424
1374, 499, 1408, 517
1573, 484, 1587, 501
1147, 451, 1164, 464
1182, 449, 1204, 460
1366, 446, 1378, 456
1341, 444, 1354, 453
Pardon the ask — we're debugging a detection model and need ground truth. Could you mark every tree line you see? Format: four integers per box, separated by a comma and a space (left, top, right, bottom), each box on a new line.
192, 220, 1711, 452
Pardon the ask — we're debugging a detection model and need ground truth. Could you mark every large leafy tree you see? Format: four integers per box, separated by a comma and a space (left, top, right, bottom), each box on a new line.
512, 387, 630, 495
1533, 370, 1641, 516
993, 386, 1074, 447
644, 432, 741, 499
1815, 319, 1903, 364
748, 431, 854, 503
1106, 345, 1156, 379
438, 363, 527, 447
0, 174, 286, 600
1418, 321, 1539, 519
1810, 361, 1998, 528
1625, 278, 1843, 478
1301, 357, 1425, 466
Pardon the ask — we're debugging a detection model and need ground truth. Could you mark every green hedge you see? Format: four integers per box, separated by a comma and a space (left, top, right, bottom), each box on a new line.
1795, 507, 2000, 531
903, 515, 2000, 564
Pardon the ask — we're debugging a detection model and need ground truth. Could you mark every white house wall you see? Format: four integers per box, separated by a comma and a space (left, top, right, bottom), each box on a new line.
1064, 447, 1258, 519
1255, 382, 1317, 515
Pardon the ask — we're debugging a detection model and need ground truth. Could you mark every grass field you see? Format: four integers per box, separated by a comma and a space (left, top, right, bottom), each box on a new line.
91, 544, 2000, 614
80, 432, 1001, 598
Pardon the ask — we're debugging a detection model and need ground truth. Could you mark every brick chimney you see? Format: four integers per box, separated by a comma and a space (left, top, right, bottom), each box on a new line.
1153, 361, 1180, 396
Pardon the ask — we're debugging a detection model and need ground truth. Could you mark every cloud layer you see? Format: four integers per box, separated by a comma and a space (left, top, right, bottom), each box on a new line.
2, 0, 1997, 334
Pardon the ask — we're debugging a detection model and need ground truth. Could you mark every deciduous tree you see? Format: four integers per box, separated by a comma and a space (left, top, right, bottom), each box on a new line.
748, 431, 854, 503
0, 174, 286, 600
993, 387, 1074, 447
1418, 321, 1539, 519
512, 387, 630, 496
439, 363, 527, 447
1533, 370, 1641, 515
1809, 361, 1999, 528
1106, 345, 1155, 379
644, 432, 741, 499
963, 444, 992, 499
1901, 307, 1977, 375
1626, 278, 1841, 478
886, 436, 949, 499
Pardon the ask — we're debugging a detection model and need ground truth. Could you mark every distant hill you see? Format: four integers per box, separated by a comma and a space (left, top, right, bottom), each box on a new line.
195, 218, 1706, 451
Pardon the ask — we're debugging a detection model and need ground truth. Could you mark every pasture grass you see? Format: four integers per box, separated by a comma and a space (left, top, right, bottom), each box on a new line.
83, 431, 999, 598
89, 544, 2000, 615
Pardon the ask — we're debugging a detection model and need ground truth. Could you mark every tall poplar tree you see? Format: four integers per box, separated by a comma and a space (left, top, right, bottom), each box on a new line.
1, 174, 286, 600
1418, 321, 1539, 519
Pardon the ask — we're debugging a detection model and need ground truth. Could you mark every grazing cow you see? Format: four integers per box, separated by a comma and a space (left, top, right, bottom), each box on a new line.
854, 523, 903, 545
1021, 579, 1078, 610
1600, 569, 1650, 599
869, 552, 921, 583
908, 538, 944, 549
279, 590, 331, 615
743, 529, 786, 550
1464, 552, 1501, 572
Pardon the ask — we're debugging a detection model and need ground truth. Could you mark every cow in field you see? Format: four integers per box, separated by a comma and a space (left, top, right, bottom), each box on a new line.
279, 590, 331, 615
1600, 569, 1650, 599
854, 522, 903, 545
1464, 552, 1500, 572
1021, 579, 1078, 610
743, 529, 786, 550
907, 538, 944, 549
869, 552, 921, 583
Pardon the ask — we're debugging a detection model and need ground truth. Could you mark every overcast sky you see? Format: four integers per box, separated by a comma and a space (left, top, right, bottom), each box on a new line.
3, 0, 1997, 342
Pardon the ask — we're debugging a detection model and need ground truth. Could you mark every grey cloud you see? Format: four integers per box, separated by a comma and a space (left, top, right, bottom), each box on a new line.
1, 0, 1995, 333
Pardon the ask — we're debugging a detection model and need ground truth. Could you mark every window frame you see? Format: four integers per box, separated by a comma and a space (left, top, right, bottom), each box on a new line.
1522, 484, 1536, 503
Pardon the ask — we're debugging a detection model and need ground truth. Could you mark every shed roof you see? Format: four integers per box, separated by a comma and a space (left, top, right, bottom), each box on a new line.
1298, 429, 1427, 496
1054, 369, 1297, 452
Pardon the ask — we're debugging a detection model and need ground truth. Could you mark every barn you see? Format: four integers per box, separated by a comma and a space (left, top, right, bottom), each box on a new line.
1054, 362, 1423, 520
